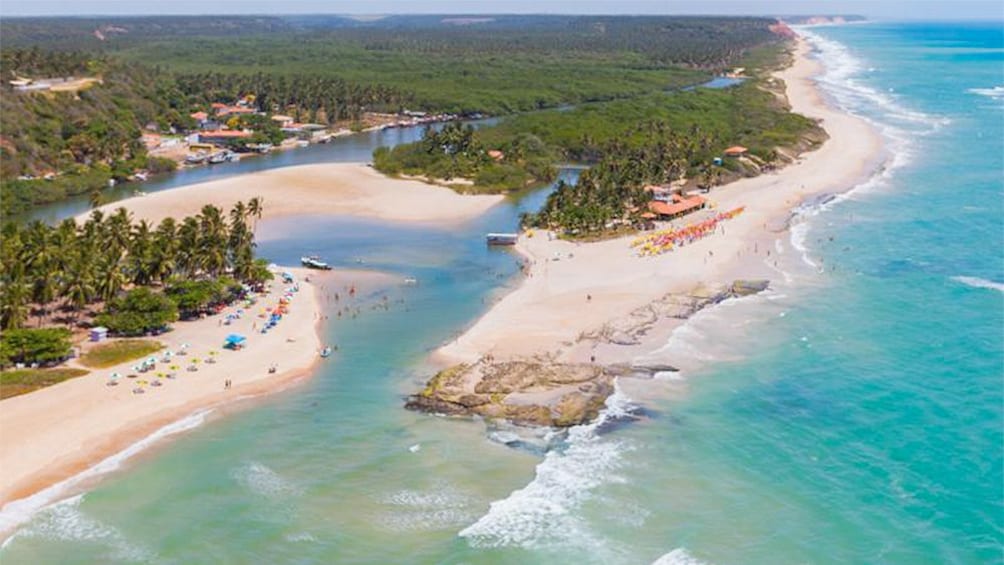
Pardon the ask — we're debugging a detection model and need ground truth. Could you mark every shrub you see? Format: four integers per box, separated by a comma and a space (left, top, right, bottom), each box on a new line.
0, 327, 72, 368
95, 287, 178, 336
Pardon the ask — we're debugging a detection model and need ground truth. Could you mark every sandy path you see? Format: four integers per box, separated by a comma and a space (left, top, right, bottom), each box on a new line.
437, 36, 884, 363
83, 163, 503, 225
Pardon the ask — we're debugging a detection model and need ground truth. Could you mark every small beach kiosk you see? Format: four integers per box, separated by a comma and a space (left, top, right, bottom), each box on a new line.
224, 334, 247, 351
89, 326, 109, 342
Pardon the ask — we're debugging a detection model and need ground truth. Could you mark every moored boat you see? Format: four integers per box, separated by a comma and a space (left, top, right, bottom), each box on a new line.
301, 255, 333, 270
486, 232, 518, 246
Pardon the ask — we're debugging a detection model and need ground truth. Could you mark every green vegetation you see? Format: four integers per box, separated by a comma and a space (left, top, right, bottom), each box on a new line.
165, 278, 244, 319
374, 123, 557, 191
0, 367, 89, 399
0, 327, 73, 368
2, 15, 780, 114
79, 339, 163, 368
1, 15, 788, 216
0, 50, 193, 216
0, 198, 266, 331
379, 79, 822, 232
94, 288, 178, 336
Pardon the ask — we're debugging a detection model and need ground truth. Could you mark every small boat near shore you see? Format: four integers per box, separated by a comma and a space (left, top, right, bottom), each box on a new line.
301, 255, 333, 270
486, 232, 518, 246
320, 346, 332, 358
208, 151, 232, 164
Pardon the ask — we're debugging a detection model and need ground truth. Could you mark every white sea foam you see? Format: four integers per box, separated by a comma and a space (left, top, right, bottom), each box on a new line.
0, 409, 211, 538
786, 29, 942, 266
652, 547, 711, 565
4, 495, 154, 562
640, 289, 775, 368
968, 86, 1004, 99
952, 276, 1004, 293
233, 462, 304, 499
459, 385, 636, 552
378, 483, 479, 532
284, 531, 317, 543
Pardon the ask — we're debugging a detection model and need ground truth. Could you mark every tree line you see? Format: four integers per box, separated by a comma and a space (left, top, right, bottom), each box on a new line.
0, 198, 269, 333
175, 72, 413, 124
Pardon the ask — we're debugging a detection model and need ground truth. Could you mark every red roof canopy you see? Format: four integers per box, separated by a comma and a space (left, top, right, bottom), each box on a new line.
648, 195, 706, 217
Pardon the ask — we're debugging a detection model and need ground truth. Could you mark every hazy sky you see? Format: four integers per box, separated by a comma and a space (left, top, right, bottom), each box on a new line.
2, 0, 1002, 20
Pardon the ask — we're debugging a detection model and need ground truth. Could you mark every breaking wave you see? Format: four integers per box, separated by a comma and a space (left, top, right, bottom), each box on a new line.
652, 547, 711, 565
0, 409, 211, 538
968, 85, 1004, 99
3, 495, 154, 562
378, 483, 480, 532
952, 275, 1004, 293
459, 385, 636, 552
787, 29, 941, 266
233, 462, 304, 499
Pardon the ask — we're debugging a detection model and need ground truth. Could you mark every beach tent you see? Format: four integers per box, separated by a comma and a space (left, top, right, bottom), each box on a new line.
225, 334, 248, 350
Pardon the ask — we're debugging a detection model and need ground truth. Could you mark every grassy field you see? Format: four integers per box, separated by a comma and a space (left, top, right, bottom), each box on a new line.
80, 339, 164, 369
0, 368, 89, 399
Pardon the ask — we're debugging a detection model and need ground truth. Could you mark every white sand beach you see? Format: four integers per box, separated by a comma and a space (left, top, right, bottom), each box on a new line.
437, 36, 884, 364
83, 163, 503, 225
0, 268, 331, 510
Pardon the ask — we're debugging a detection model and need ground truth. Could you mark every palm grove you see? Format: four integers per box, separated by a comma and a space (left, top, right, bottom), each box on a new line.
0, 198, 271, 367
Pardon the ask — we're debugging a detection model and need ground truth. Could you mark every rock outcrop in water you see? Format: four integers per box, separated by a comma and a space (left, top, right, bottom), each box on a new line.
407, 279, 769, 427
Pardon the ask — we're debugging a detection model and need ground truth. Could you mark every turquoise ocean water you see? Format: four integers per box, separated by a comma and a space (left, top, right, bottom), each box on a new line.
2, 22, 1002, 564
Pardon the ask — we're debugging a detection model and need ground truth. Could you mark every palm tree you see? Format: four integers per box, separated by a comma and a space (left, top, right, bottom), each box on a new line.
247, 196, 263, 233
95, 254, 127, 303
128, 219, 154, 285
176, 217, 200, 277
61, 256, 96, 322
0, 278, 31, 330
197, 205, 228, 277
88, 188, 105, 209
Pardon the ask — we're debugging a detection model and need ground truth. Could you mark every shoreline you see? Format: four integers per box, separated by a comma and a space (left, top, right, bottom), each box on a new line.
0, 267, 336, 533
81, 162, 504, 226
426, 35, 887, 416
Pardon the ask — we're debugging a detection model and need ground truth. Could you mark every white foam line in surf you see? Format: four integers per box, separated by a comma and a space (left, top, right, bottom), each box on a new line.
459, 384, 635, 553
652, 547, 712, 565
787, 30, 937, 267
0, 409, 211, 540
2, 494, 155, 561
952, 276, 1004, 293
968, 85, 1004, 99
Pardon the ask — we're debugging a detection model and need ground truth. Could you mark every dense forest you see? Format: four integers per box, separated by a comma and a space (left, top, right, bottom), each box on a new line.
1, 15, 789, 218
173, 72, 413, 124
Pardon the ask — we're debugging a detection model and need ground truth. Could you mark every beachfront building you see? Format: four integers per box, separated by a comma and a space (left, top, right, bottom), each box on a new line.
270, 115, 294, 128
648, 193, 707, 220
197, 130, 253, 145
